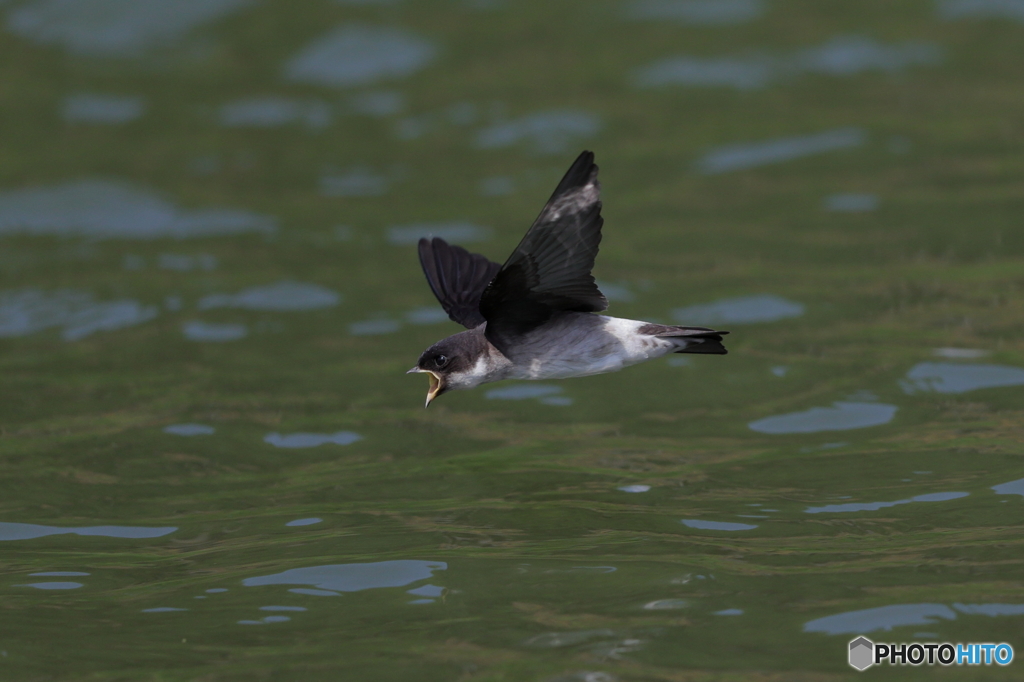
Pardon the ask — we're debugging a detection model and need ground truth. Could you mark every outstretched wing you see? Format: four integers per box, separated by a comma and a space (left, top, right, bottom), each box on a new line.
480, 150, 607, 352
417, 237, 502, 329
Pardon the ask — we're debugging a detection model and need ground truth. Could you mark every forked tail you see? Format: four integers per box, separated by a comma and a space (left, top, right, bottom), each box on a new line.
637, 323, 729, 355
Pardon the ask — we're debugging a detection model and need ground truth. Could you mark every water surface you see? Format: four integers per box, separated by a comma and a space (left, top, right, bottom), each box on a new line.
3, 2, 1024, 679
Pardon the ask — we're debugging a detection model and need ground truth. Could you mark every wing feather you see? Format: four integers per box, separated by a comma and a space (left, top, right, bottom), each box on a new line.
417, 237, 502, 329
480, 151, 607, 351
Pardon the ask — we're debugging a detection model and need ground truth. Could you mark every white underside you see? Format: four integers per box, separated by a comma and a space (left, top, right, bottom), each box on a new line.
507, 315, 682, 381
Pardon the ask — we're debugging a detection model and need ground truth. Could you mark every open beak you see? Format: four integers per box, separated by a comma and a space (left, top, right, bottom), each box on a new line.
407, 367, 445, 407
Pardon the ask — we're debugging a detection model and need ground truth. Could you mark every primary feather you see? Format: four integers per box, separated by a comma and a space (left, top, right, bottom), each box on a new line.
417, 237, 501, 329
479, 151, 607, 353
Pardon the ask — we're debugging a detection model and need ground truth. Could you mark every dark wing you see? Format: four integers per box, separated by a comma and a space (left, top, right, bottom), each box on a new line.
479, 150, 607, 352
417, 237, 502, 328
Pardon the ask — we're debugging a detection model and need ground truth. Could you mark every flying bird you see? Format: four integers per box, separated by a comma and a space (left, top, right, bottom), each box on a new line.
409, 150, 728, 406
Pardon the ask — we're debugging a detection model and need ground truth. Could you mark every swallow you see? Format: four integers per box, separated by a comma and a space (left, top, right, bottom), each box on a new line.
408, 150, 728, 407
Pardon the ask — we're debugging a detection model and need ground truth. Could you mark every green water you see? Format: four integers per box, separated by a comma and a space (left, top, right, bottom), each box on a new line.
2, 1, 1024, 679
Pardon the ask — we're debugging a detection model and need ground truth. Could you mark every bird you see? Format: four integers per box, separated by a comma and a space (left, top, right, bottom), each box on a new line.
408, 150, 728, 407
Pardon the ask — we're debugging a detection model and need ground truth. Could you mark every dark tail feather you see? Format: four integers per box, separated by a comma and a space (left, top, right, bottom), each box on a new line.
637, 323, 729, 355
675, 334, 728, 355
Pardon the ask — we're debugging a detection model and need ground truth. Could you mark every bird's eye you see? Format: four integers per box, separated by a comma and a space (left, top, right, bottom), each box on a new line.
434, 354, 448, 367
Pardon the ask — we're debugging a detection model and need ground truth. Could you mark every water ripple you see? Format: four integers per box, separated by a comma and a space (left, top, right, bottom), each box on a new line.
244, 560, 447, 592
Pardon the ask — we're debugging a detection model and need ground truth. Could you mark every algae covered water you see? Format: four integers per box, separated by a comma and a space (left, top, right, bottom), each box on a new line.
2, 1, 1024, 679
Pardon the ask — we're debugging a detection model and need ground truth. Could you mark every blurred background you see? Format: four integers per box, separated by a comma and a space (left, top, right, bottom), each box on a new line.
2, 0, 1024, 679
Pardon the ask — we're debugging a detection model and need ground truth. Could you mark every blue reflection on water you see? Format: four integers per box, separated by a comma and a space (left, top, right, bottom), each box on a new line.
933, 347, 989, 359
794, 36, 940, 75
695, 128, 866, 174
163, 424, 215, 436
243, 560, 447, 592
824, 193, 879, 212
749, 402, 897, 434
805, 604, 957, 634
349, 318, 401, 335
914, 492, 970, 502
63, 94, 144, 124
0, 180, 274, 239
486, 384, 562, 400
900, 362, 1024, 394
220, 98, 331, 130
595, 281, 634, 303
284, 25, 437, 87
17, 582, 83, 589
635, 57, 772, 90
406, 584, 445, 597
199, 281, 341, 312
288, 588, 340, 596
264, 432, 362, 448
7, 0, 255, 57
387, 222, 492, 245
285, 518, 322, 527
938, 0, 1024, 22
805, 602, 1024, 635
522, 630, 618, 648
636, 37, 940, 90
805, 491, 968, 514
0, 523, 176, 541
992, 477, 1024, 496
0, 289, 158, 341
714, 608, 744, 616
239, 615, 290, 624
681, 519, 758, 531
673, 294, 804, 325
405, 306, 450, 325
475, 110, 601, 154
182, 321, 247, 342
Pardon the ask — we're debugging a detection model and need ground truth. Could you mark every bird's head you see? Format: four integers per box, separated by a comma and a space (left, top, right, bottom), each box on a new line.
407, 331, 490, 407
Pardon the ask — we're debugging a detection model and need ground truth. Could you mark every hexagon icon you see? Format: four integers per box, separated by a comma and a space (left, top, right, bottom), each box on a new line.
849, 636, 874, 671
